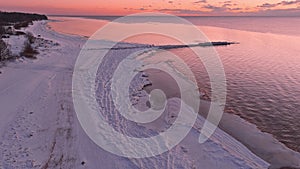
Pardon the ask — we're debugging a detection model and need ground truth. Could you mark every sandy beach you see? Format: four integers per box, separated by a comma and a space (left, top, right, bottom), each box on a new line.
0, 19, 275, 169
2, 0, 300, 168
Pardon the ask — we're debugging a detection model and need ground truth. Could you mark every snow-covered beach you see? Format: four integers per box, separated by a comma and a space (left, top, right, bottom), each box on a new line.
0, 18, 299, 169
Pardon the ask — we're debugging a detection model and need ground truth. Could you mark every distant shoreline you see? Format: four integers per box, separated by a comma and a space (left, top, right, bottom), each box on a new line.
48, 15, 300, 37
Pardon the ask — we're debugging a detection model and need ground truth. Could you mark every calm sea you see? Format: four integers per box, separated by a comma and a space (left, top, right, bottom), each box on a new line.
49, 16, 300, 152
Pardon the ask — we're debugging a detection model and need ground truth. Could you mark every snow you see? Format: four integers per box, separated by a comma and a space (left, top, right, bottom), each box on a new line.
2, 35, 27, 56
0, 21, 270, 169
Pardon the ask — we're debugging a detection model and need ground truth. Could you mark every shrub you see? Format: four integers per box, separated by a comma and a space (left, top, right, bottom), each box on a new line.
15, 31, 26, 35
25, 32, 35, 44
0, 26, 6, 35
14, 21, 32, 30
21, 42, 38, 59
0, 39, 10, 61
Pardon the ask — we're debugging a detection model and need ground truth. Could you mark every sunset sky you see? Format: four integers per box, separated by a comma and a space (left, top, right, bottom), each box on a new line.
1, 0, 300, 16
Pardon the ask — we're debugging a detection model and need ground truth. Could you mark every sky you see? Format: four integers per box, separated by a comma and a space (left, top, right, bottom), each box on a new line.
1, 0, 300, 16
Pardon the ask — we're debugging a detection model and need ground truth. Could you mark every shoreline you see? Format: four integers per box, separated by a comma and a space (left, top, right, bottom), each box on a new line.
0, 18, 297, 168
46, 17, 300, 168
143, 68, 300, 169
47, 16, 300, 39
44, 19, 266, 166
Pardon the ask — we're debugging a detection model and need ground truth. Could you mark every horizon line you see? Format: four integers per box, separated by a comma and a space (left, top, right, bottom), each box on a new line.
1, 11, 300, 17
48, 14, 300, 17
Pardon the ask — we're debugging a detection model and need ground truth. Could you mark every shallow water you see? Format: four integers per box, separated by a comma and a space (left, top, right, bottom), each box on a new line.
180, 26, 300, 152
49, 16, 300, 153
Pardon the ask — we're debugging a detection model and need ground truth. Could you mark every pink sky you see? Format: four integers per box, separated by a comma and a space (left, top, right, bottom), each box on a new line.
1, 0, 300, 16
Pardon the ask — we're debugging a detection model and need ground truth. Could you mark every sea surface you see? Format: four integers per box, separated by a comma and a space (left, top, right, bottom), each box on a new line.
48, 16, 300, 153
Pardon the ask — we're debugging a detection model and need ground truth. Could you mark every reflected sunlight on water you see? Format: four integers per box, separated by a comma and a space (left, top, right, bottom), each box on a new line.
49, 16, 300, 152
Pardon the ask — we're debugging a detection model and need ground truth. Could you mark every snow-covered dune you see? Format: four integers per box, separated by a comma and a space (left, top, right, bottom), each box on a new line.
0, 21, 269, 169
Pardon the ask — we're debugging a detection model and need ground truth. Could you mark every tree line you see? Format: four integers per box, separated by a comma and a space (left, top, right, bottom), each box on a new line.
0, 11, 48, 26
